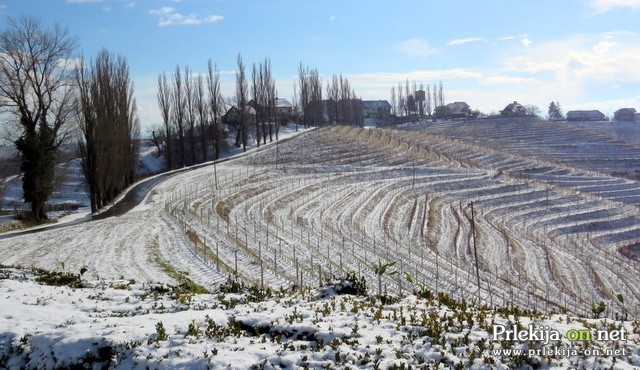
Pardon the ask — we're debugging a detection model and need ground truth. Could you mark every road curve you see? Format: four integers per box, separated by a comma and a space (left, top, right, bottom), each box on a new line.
0, 131, 310, 240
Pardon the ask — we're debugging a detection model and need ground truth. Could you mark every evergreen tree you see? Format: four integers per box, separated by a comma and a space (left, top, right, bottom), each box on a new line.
548, 101, 564, 121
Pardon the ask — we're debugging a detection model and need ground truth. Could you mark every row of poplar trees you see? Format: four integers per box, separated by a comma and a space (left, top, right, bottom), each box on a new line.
157, 59, 225, 169
390, 80, 445, 117
76, 50, 140, 213
232, 54, 279, 152
0, 16, 139, 219
297, 62, 364, 127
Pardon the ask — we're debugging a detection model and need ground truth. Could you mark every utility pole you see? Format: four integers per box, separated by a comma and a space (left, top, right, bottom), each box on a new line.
470, 201, 481, 296
412, 159, 416, 189
275, 138, 279, 170
213, 160, 218, 190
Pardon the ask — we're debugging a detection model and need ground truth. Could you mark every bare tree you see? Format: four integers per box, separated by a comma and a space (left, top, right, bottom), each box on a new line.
390, 86, 397, 117
149, 126, 164, 158
206, 59, 223, 160
292, 82, 300, 129
298, 63, 323, 127
251, 62, 262, 147
309, 69, 322, 125
404, 79, 410, 116
76, 49, 139, 212
407, 94, 416, 116
327, 74, 340, 124
418, 81, 425, 117
194, 74, 209, 162
339, 74, 351, 124
157, 72, 173, 170
235, 53, 249, 151
351, 89, 364, 127
525, 105, 541, 117
0, 16, 78, 221
262, 59, 276, 142
397, 81, 404, 117
297, 63, 310, 128
184, 66, 198, 165
431, 83, 442, 119
425, 83, 432, 117
172, 65, 186, 167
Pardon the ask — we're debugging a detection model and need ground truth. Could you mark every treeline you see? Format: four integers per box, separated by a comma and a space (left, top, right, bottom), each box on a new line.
156, 54, 281, 164
390, 80, 445, 117
76, 49, 140, 212
156, 56, 364, 170
157, 59, 225, 169
298, 63, 364, 127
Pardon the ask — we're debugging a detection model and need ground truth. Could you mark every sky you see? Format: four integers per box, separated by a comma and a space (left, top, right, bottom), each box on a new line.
1, 0, 640, 130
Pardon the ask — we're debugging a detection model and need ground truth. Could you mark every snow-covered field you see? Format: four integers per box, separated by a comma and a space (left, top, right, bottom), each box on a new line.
1, 120, 640, 368
1, 267, 638, 369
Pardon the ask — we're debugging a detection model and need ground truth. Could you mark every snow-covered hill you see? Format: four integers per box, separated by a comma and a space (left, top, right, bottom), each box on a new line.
1, 120, 639, 368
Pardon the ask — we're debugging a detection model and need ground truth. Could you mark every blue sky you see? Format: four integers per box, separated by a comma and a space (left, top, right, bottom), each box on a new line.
1, 0, 640, 128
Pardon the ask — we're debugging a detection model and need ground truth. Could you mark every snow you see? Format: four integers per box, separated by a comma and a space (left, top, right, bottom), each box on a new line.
137, 142, 165, 176
0, 269, 638, 369
1, 119, 640, 368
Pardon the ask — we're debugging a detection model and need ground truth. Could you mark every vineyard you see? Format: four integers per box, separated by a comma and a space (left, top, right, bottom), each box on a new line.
3, 119, 640, 367
154, 119, 640, 319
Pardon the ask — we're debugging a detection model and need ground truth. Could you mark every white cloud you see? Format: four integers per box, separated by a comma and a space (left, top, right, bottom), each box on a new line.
499, 34, 530, 41
329, 15, 336, 22
504, 33, 640, 83
447, 37, 484, 46
593, 34, 616, 53
497, 34, 533, 47
339, 32, 640, 115
203, 15, 224, 23
479, 75, 537, 85
520, 38, 532, 48
149, 7, 223, 26
398, 38, 437, 57
149, 7, 174, 15
587, 0, 640, 12
346, 69, 483, 89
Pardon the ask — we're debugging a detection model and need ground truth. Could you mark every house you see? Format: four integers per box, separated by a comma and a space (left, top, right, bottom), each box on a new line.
500, 101, 528, 117
246, 98, 293, 123
566, 110, 606, 121
222, 105, 256, 126
434, 102, 472, 119
362, 100, 392, 118
275, 98, 293, 116
614, 108, 637, 122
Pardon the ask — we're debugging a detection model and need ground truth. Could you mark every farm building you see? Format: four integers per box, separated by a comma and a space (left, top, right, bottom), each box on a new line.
614, 108, 637, 122
500, 101, 528, 117
275, 98, 293, 116
362, 100, 392, 118
222, 105, 256, 125
434, 102, 473, 119
566, 110, 606, 121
